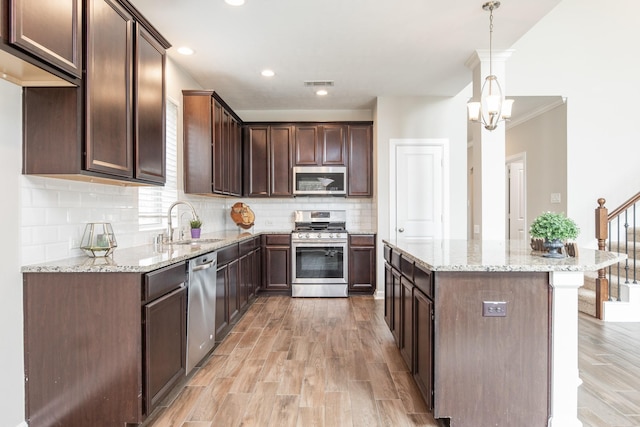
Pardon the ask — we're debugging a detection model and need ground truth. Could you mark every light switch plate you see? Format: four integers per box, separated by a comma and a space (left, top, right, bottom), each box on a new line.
550, 193, 561, 204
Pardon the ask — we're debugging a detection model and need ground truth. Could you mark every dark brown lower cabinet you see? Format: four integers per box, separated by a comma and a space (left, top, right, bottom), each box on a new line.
413, 287, 434, 411
391, 267, 401, 345
261, 234, 291, 292
143, 286, 187, 414
399, 276, 413, 370
215, 244, 240, 341
384, 244, 434, 412
348, 234, 376, 294
23, 262, 187, 426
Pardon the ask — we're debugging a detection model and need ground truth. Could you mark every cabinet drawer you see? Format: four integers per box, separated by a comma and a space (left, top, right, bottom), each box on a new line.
217, 243, 239, 265
350, 235, 375, 247
384, 245, 392, 263
239, 236, 259, 255
414, 265, 433, 299
400, 256, 414, 280
264, 234, 291, 246
391, 250, 401, 270
144, 262, 186, 302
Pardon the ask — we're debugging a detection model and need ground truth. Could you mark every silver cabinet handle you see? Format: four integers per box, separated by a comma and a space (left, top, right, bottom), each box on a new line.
398, 228, 405, 233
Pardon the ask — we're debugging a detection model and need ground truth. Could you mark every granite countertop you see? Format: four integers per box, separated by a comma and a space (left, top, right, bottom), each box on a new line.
384, 238, 626, 273
22, 230, 288, 274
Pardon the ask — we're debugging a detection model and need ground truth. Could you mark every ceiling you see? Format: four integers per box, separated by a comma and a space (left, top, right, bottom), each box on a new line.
129, 0, 562, 112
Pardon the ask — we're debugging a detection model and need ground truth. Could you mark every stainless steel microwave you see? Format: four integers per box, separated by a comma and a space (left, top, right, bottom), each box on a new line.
293, 166, 347, 196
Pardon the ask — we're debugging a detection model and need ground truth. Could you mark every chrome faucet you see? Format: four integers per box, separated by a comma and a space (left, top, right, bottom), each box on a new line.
167, 200, 199, 242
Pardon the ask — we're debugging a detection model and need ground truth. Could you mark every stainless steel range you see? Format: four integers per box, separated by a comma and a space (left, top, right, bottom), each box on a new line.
292, 210, 348, 297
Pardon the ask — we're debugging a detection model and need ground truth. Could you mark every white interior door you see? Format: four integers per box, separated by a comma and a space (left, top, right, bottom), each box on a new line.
394, 144, 445, 241
507, 159, 526, 240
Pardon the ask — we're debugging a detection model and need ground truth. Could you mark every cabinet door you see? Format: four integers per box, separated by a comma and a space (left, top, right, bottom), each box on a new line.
183, 91, 213, 193
227, 259, 239, 323
384, 263, 393, 328
413, 288, 434, 411
135, 24, 165, 184
347, 124, 372, 196
212, 101, 225, 194
392, 268, 401, 345
399, 277, 413, 370
229, 117, 242, 196
264, 246, 290, 291
244, 126, 270, 197
270, 125, 293, 197
321, 125, 346, 165
348, 235, 376, 294
9, 0, 82, 77
215, 266, 228, 340
294, 125, 320, 165
251, 246, 262, 295
85, 0, 133, 178
143, 286, 186, 414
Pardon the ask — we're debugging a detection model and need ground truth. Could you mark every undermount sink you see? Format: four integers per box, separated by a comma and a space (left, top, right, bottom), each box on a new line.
170, 238, 224, 245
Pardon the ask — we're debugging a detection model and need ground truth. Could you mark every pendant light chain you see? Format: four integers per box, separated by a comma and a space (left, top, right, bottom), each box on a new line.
488, 4, 494, 77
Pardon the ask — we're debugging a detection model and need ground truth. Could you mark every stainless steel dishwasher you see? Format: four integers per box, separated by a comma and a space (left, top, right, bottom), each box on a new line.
187, 252, 217, 374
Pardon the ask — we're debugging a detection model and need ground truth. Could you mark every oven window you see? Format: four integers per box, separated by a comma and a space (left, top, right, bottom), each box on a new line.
295, 246, 345, 279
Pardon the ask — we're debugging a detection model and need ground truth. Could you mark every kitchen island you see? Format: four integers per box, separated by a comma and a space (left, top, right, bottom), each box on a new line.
383, 238, 625, 427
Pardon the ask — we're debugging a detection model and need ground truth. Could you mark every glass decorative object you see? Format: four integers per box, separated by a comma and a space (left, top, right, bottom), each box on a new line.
80, 223, 117, 257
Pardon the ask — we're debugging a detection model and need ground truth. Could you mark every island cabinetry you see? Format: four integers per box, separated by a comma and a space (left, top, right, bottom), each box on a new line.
383, 244, 434, 409
215, 243, 240, 340
347, 124, 372, 197
433, 272, 549, 426
22, 0, 170, 185
142, 262, 187, 415
294, 124, 347, 166
4, 0, 82, 78
261, 233, 291, 292
244, 125, 293, 197
348, 234, 376, 294
182, 90, 242, 196
23, 262, 186, 426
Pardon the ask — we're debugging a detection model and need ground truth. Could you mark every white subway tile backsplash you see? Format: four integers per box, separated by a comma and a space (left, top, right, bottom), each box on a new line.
21, 175, 376, 265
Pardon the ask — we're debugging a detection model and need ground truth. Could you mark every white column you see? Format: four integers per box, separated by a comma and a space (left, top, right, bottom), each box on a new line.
548, 271, 584, 427
466, 49, 513, 240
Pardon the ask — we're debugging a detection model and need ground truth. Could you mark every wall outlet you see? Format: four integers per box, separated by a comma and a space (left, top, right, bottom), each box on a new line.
483, 301, 507, 317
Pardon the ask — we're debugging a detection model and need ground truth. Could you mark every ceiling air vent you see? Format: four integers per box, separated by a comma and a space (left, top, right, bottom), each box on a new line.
303, 80, 334, 87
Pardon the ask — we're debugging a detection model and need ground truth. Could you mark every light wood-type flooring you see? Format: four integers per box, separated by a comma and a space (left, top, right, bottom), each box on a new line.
143, 296, 640, 427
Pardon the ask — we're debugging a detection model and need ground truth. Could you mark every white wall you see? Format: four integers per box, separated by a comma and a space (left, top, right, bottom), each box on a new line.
507, 0, 640, 246
375, 95, 469, 293
0, 78, 26, 427
506, 101, 568, 232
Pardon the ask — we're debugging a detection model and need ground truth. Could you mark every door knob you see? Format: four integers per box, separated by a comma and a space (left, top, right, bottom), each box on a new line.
398, 228, 405, 233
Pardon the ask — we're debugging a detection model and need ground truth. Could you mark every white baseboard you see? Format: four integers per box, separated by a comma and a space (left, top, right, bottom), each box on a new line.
602, 300, 640, 322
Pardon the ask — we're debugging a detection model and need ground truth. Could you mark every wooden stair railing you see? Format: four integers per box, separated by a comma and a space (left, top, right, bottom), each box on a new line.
595, 192, 640, 319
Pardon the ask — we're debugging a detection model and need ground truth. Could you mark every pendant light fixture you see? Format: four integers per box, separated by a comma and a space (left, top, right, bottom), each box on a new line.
467, 1, 514, 131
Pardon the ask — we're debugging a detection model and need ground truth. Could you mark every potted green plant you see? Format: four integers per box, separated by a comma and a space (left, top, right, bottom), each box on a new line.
189, 218, 202, 239
529, 212, 579, 258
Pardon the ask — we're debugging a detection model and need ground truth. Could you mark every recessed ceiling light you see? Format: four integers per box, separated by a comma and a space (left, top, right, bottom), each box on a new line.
225, 0, 245, 6
177, 47, 195, 55
316, 89, 328, 96
261, 69, 275, 77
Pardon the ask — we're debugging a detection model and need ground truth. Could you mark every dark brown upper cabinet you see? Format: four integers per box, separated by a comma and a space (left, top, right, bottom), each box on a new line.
320, 124, 347, 165
22, 0, 170, 186
183, 90, 242, 196
244, 124, 293, 197
8, 0, 82, 78
0, 0, 81, 85
347, 124, 373, 197
85, 0, 135, 179
293, 124, 346, 166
